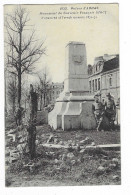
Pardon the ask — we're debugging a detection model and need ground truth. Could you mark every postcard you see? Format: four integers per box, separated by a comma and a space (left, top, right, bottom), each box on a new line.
4, 3, 120, 187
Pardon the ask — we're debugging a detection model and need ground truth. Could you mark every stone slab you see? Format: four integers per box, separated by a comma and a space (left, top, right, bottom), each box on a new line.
42, 143, 120, 151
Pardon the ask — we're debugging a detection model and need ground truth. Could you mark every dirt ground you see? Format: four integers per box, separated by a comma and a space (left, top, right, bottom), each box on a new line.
5, 124, 121, 187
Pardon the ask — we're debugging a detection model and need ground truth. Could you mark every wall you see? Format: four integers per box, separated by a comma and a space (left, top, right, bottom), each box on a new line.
101, 68, 120, 102
87, 68, 120, 103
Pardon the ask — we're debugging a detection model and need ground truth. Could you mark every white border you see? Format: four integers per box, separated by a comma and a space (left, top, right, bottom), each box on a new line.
1, 0, 131, 195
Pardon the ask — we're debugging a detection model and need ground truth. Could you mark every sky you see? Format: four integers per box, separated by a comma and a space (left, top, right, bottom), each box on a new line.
4, 4, 119, 83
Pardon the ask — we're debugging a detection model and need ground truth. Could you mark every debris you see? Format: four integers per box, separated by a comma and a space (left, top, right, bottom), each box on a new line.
7, 128, 16, 134
6, 134, 16, 142
97, 166, 105, 175
54, 138, 59, 144
67, 152, 75, 159
71, 160, 76, 165
79, 148, 86, 153
79, 137, 93, 146
109, 163, 117, 169
35, 139, 39, 145
61, 154, 67, 161
17, 143, 27, 152
112, 175, 119, 181
54, 159, 59, 164
91, 142, 95, 146
59, 141, 64, 145
112, 158, 119, 164
19, 137, 27, 143
76, 144, 81, 151
47, 134, 54, 143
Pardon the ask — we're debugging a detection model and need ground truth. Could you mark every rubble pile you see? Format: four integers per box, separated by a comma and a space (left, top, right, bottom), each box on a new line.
5, 126, 28, 165
5, 128, 120, 185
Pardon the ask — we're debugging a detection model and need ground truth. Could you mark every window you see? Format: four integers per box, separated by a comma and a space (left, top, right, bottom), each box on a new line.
89, 81, 91, 93
96, 65, 97, 72
92, 80, 94, 91
98, 78, 100, 90
109, 77, 112, 86
95, 79, 97, 91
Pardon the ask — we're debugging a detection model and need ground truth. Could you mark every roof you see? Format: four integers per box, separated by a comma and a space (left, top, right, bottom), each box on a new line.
102, 55, 119, 73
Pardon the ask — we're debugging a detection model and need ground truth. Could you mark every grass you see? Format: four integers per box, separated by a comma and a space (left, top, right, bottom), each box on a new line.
36, 124, 120, 145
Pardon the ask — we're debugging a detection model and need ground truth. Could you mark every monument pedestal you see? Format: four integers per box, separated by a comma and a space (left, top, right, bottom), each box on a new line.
48, 92, 97, 130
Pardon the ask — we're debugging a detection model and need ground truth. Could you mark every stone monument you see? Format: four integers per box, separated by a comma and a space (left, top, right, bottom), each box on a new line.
48, 42, 96, 130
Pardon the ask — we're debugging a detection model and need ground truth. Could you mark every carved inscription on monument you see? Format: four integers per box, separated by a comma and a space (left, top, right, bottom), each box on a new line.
72, 55, 84, 65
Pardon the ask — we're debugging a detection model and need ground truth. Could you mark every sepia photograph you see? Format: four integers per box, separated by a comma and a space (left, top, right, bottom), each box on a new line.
4, 3, 120, 187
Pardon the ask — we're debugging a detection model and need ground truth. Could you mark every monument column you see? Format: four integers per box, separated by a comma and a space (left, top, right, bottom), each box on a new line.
64, 42, 89, 94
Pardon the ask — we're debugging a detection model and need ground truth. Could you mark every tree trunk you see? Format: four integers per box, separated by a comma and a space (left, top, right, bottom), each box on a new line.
44, 93, 46, 107
27, 84, 37, 160
18, 24, 22, 108
17, 69, 21, 108
40, 93, 42, 111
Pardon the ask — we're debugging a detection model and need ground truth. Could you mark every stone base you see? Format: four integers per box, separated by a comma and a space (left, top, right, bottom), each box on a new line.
48, 92, 97, 130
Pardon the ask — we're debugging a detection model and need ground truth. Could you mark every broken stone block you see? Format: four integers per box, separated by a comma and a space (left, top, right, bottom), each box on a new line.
112, 175, 119, 181
6, 134, 16, 142
79, 137, 93, 146
47, 134, 54, 143
54, 159, 59, 164
5, 148, 10, 156
71, 160, 76, 165
109, 163, 117, 169
59, 141, 64, 145
19, 137, 27, 144
17, 135, 22, 140
72, 141, 76, 146
54, 138, 59, 144
62, 154, 67, 161
79, 148, 86, 153
8, 128, 16, 134
35, 139, 39, 145
112, 158, 119, 164
97, 166, 105, 175
17, 143, 27, 152
9, 151, 20, 163
67, 152, 75, 159
77, 159, 81, 163
91, 142, 95, 146
10, 157, 18, 163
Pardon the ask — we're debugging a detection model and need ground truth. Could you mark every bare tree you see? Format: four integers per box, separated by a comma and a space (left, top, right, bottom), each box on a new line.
5, 6, 46, 109
7, 76, 17, 114
37, 67, 51, 110
21, 81, 30, 110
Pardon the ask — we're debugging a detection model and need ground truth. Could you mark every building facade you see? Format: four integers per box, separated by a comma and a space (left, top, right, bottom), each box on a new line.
50, 82, 64, 104
87, 54, 120, 103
